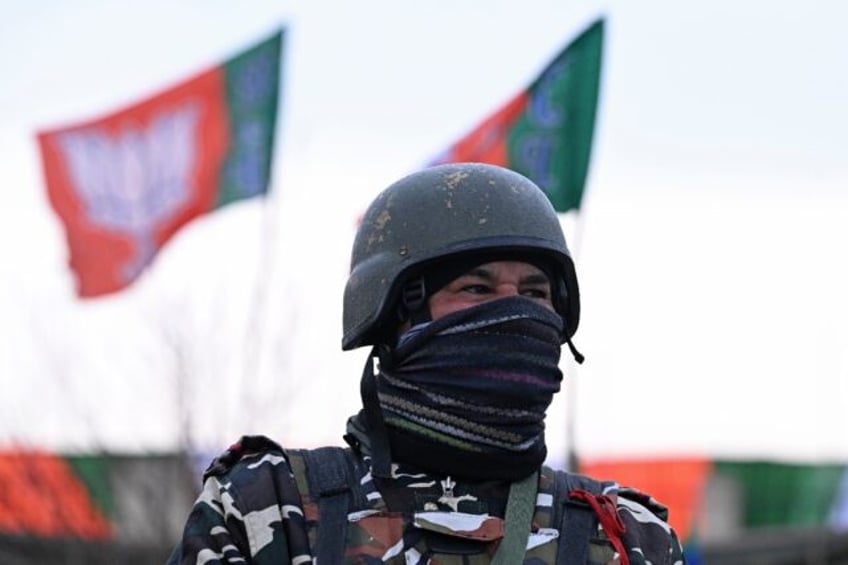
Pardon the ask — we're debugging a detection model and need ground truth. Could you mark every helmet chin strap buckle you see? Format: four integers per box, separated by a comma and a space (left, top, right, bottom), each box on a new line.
402, 277, 426, 311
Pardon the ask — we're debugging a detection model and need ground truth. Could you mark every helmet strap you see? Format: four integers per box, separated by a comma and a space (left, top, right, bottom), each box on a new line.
565, 337, 585, 364
399, 276, 431, 327
360, 346, 393, 478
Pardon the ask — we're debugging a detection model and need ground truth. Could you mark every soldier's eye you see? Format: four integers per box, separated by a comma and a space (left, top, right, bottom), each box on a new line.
461, 284, 492, 295
521, 287, 549, 299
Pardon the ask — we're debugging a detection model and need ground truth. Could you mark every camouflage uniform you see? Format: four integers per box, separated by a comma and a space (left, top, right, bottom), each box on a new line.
168, 435, 685, 564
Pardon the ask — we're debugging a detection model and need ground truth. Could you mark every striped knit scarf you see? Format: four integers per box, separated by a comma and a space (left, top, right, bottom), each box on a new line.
375, 296, 564, 481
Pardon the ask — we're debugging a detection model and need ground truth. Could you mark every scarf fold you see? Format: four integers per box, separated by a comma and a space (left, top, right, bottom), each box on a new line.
371, 296, 564, 481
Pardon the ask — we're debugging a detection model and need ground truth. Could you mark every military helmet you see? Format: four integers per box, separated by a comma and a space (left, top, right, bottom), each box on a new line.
342, 162, 580, 350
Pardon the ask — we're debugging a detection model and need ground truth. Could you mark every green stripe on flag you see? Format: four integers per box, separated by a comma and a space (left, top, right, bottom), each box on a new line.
219, 29, 283, 206
715, 461, 846, 528
67, 455, 115, 519
506, 18, 604, 212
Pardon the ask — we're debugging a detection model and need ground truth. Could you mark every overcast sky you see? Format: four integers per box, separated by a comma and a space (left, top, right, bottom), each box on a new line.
1, 0, 846, 466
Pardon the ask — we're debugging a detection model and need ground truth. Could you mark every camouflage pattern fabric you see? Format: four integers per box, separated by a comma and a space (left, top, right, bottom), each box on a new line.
167, 436, 686, 564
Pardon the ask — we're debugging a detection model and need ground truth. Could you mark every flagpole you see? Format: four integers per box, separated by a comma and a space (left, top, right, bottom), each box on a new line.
239, 183, 282, 434
565, 209, 586, 473
235, 28, 287, 438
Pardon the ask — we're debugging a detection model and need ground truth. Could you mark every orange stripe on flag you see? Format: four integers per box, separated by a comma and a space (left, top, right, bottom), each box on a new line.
579, 457, 712, 542
0, 451, 112, 539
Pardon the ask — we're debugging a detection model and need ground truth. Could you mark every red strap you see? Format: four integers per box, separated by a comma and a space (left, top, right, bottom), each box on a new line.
569, 489, 630, 565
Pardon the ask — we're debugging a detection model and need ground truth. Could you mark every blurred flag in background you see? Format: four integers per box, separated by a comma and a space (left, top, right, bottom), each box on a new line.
432, 18, 603, 213
37, 29, 283, 298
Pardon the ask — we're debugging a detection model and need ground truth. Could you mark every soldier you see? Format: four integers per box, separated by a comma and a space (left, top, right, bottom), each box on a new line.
168, 163, 686, 564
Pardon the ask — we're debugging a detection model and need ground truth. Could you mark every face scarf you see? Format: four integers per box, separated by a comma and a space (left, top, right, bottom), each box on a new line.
367, 296, 565, 481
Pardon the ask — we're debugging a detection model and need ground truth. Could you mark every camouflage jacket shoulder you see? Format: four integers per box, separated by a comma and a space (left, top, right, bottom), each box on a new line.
167, 435, 686, 564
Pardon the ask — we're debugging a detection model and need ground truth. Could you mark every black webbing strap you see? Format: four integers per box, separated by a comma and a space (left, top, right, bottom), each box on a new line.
301, 446, 357, 564
360, 348, 393, 478
553, 471, 605, 565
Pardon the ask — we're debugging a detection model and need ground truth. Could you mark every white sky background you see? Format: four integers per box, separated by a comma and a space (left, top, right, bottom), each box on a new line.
1, 0, 846, 466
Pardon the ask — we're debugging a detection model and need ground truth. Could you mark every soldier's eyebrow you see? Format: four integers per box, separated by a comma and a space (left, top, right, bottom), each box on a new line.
458, 268, 550, 285
521, 273, 550, 286
463, 267, 495, 281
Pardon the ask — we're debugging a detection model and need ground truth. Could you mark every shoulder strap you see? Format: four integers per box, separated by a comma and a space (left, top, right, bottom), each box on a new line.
299, 446, 363, 565
491, 471, 538, 565
552, 470, 606, 565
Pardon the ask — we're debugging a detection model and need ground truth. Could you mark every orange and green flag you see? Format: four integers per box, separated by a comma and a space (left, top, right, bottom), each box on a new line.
37, 29, 284, 297
432, 18, 604, 212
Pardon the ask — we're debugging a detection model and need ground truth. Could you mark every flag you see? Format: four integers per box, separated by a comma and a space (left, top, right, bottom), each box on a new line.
579, 457, 848, 546
432, 18, 604, 212
37, 29, 284, 297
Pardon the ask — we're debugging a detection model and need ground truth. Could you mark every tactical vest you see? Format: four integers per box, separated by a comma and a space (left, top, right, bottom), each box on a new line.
284, 445, 629, 565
